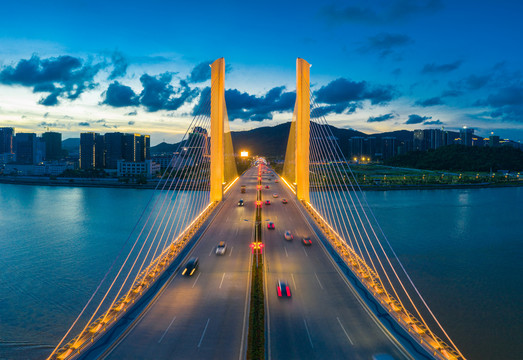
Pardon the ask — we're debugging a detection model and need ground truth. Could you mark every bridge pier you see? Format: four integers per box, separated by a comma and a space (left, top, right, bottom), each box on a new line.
295, 58, 310, 202
210, 58, 225, 202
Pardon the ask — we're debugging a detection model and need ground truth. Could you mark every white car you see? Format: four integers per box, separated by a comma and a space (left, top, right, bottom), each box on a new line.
216, 241, 227, 255
284, 231, 293, 241
272, 193, 279, 198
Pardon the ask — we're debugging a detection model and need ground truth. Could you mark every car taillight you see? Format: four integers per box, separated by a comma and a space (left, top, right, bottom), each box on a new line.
286, 286, 291, 297
277, 287, 282, 297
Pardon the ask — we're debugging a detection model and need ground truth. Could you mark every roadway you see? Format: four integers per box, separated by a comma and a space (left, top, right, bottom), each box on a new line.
104, 167, 259, 360
261, 167, 412, 360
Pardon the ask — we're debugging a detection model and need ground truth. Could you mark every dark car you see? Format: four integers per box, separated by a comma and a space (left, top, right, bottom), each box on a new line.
182, 257, 199, 276
302, 236, 312, 246
238, 199, 244, 206
277, 280, 292, 297
282, 198, 288, 204
265, 200, 271, 205
265, 185, 270, 189
267, 222, 275, 229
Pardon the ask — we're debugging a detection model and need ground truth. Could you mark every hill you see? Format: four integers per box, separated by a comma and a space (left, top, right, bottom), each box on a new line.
385, 144, 523, 171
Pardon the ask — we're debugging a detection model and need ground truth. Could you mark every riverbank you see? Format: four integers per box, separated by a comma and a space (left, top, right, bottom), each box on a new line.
2, 175, 522, 191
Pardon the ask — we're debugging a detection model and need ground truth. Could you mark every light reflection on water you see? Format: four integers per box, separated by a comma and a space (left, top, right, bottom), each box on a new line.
0, 184, 521, 360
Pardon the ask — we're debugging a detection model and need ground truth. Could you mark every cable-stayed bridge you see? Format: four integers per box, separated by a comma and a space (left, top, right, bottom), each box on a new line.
48, 58, 465, 360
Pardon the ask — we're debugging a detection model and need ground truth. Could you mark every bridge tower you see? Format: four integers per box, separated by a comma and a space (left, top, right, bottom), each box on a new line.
210, 58, 225, 202
295, 58, 310, 202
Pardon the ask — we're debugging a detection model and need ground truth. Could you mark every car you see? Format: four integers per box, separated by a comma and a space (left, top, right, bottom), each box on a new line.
267, 222, 275, 229
282, 198, 288, 204
182, 257, 199, 276
372, 355, 395, 360
238, 199, 244, 206
272, 193, 278, 198
284, 231, 293, 241
216, 241, 227, 255
274, 179, 279, 183
277, 280, 292, 297
265, 185, 270, 189
302, 236, 312, 246
265, 200, 271, 205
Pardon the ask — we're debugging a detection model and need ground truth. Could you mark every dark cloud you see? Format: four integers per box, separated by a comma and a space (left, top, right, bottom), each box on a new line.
191, 86, 296, 122
360, 33, 413, 58
421, 61, 462, 74
321, 0, 443, 24
367, 113, 397, 122
312, 103, 358, 118
140, 73, 198, 112
102, 81, 139, 107
0, 55, 102, 106
225, 86, 295, 121
441, 89, 463, 97
79, 122, 90, 126
108, 51, 128, 80
415, 97, 444, 107
128, 120, 135, 125
126, 110, 137, 116
392, 68, 402, 76
481, 86, 523, 122
188, 60, 212, 83
406, 114, 432, 124
424, 120, 443, 125
314, 77, 396, 116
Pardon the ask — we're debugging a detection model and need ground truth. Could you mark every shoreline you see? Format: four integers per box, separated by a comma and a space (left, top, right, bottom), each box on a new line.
1, 176, 522, 191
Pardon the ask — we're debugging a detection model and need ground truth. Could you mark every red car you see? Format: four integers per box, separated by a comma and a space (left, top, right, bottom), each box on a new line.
267, 222, 275, 230
302, 236, 312, 246
282, 199, 288, 204
277, 280, 291, 297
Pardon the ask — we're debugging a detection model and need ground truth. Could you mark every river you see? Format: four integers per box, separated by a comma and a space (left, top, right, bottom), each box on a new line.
0, 184, 521, 359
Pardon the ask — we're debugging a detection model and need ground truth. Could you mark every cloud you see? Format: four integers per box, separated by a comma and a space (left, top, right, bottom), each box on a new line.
188, 60, 212, 83
424, 120, 443, 125
480, 86, 523, 122
140, 73, 198, 112
79, 122, 90, 126
102, 73, 198, 112
108, 51, 128, 80
421, 60, 462, 74
441, 89, 462, 97
360, 33, 413, 58
102, 81, 140, 107
314, 78, 397, 116
405, 114, 432, 124
321, 0, 443, 25
191, 85, 296, 121
367, 113, 397, 122
0, 55, 102, 106
126, 110, 137, 116
128, 120, 135, 125
415, 97, 444, 107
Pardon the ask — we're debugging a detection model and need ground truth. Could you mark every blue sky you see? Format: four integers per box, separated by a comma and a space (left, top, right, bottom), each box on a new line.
1, 0, 522, 145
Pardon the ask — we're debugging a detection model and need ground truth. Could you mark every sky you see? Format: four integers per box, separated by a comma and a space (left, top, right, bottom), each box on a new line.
1, 0, 523, 145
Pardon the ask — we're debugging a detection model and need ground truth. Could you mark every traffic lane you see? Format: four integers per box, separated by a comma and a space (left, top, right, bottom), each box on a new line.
263, 176, 408, 359
105, 173, 255, 360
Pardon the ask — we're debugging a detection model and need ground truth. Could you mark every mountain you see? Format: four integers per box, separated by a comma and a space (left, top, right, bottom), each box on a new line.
62, 138, 80, 155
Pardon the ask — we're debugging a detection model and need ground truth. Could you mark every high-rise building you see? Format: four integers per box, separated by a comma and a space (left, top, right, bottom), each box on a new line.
381, 137, 397, 160
0, 127, 15, 154
42, 132, 62, 161
489, 134, 500, 147
414, 129, 445, 151
460, 127, 474, 146
105, 132, 124, 169
123, 133, 150, 162
348, 137, 364, 158
80, 132, 104, 169
15, 133, 37, 164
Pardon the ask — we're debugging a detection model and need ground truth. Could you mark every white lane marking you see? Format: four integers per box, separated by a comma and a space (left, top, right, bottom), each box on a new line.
284, 246, 289, 258
291, 273, 297, 290
336, 316, 354, 345
209, 247, 214, 256
264, 252, 272, 360
198, 318, 210, 348
229, 246, 234, 257
219, 272, 226, 289
314, 272, 324, 289
303, 319, 314, 348
192, 273, 201, 288
158, 315, 176, 343
302, 247, 309, 257
239, 244, 253, 360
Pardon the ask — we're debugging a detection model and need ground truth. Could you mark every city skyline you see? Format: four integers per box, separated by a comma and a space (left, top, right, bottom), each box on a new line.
1, 0, 523, 145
